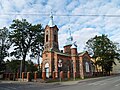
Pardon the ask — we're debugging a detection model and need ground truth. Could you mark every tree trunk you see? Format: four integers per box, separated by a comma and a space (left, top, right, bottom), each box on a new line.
22, 54, 26, 72
108, 71, 110, 76
95, 59, 98, 73
13, 73, 15, 81
37, 52, 40, 72
102, 66, 104, 75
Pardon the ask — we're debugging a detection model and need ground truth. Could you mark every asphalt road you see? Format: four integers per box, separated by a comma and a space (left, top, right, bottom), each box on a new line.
0, 75, 120, 90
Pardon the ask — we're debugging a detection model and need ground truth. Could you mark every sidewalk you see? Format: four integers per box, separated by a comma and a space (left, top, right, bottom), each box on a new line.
59, 75, 118, 85
0, 75, 118, 85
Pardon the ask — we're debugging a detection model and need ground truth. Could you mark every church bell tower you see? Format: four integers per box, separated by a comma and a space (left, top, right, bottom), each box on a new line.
43, 12, 59, 52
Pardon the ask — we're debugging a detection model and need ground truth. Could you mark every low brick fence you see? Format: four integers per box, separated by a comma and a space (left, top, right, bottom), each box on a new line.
3, 72, 42, 82
3, 71, 102, 82
42, 71, 86, 81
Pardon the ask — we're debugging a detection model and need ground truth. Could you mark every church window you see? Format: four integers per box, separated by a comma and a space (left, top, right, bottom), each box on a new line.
46, 35, 48, 42
45, 54, 48, 57
54, 35, 57, 42
85, 62, 90, 72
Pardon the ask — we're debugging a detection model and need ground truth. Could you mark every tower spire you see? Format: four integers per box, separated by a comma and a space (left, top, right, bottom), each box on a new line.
48, 11, 55, 27
68, 24, 72, 39
44, 10, 59, 52
65, 24, 73, 46
64, 15, 73, 46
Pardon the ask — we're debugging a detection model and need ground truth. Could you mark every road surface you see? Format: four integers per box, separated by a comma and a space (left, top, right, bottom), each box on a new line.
0, 75, 120, 90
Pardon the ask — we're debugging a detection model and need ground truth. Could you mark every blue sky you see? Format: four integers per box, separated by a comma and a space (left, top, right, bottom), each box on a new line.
0, 0, 120, 62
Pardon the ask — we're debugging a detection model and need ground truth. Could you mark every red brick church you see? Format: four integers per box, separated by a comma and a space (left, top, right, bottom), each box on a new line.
42, 13, 93, 80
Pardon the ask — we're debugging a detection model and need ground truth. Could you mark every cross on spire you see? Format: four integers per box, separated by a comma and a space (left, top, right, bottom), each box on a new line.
68, 24, 72, 38
48, 10, 55, 27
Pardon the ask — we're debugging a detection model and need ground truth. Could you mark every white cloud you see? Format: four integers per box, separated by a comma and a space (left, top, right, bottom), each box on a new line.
58, 33, 68, 49
72, 27, 99, 51
0, 0, 120, 61
66, 0, 79, 12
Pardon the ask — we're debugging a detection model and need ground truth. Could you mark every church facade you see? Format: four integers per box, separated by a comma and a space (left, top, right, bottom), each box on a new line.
42, 13, 93, 79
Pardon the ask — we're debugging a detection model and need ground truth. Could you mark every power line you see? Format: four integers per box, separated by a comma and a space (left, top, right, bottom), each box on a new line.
0, 13, 49, 16
55, 14, 120, 17
0, 13, 120, 17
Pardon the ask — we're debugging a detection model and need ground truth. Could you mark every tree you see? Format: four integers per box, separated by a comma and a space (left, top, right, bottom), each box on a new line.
5, 59, 20, 80
9, 19, 44, 72
26, 60, 37, 72
0, 27, 10, 72
5, 59, 37, 73
5, 59, 37, 80
5, 60, 20, 73
30, 43, 44, 72
86, 34, 120, 75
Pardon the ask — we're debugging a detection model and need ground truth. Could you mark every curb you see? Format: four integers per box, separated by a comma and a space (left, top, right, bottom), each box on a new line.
59, 75, 118, 86
0, 74, 118, 85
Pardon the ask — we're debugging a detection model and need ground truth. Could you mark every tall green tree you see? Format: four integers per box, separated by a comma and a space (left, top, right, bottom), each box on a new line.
86, 34, 120, 75
5, 59, 37, 73
5, 60, 20, 73
0, 27, 10, 72
26, 60, 37, 72
5, 59, 37, 80
9, 19, 44, 72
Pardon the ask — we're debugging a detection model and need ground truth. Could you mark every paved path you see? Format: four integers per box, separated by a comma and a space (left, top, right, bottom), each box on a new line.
0, 75, 120, 90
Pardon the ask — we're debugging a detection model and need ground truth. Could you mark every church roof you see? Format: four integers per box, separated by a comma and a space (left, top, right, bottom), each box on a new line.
48, 12, 55, 27
71, 41, 77, 49
55, 51, 71, 57
78, 51, 91, 58
78, 51, 86, 56
71, 44, 77, 48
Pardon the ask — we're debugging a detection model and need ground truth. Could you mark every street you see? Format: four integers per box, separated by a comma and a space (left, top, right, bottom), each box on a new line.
0, 75, 120, 90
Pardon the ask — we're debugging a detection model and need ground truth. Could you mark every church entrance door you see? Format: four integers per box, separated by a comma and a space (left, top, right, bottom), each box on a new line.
45, 63, 49, 78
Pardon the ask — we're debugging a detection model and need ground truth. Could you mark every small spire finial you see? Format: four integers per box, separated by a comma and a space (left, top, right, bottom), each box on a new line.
48, 9, 55, 27
68, 24, 71, 37
64, 16, 73, 46
50, 9, 53, 19
68, 16, 72, 37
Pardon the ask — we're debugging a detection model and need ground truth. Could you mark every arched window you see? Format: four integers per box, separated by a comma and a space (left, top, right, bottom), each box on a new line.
45, 63, 49, 68
45, 63, 49, 78
85, 62, 90, 72
54, 35, 57, 42
46, 35, 48, 42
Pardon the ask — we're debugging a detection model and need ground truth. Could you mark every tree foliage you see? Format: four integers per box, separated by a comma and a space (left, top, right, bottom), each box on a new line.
86, 34, 120, 75
5, 60, 20, 73
0, 27, 10, 72
26, 60, 37, 72
9, 19, 44, 72
5, 60, 37, 73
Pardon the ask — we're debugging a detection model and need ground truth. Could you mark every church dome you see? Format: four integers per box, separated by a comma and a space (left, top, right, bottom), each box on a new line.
65, 35, 73, 46
48, 12, 55, 27
64, 27, 73, 46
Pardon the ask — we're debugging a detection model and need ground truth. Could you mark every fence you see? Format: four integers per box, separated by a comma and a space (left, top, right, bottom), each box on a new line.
42, 71, 84, 81
3, 71, 102, 81
3, 71, 42, 81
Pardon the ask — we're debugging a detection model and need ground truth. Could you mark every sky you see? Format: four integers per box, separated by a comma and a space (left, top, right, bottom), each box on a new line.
0, 0, 120, 62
